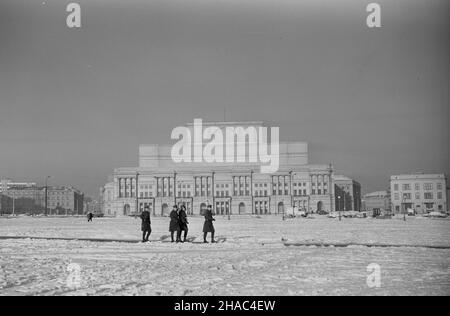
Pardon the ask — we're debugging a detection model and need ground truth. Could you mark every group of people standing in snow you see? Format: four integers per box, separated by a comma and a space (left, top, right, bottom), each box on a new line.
140, 204, 216, 244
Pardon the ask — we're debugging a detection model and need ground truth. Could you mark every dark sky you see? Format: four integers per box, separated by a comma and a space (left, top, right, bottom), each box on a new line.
0, 0, 449, 197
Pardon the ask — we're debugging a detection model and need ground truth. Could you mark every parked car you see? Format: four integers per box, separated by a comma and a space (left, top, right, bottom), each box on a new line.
285, 206, 307, 218
343, 211, 359, 218
327, 212, 338, 219
427, 212, 447, 218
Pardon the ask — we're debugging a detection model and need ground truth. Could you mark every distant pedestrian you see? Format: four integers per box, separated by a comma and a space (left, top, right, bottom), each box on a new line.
169, 205, 181, 243
203, 205, 216, 243
87, 212, 93, 222
178, 205, 189, 243
140, 206, 152, 242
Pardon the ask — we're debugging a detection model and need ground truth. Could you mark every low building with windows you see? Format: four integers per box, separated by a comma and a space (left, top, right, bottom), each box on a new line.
46, 186, 84, 215
1, 185, 45, 214
390, 174, 447, 214
0, 179, 37, 193
104, 121, 337, 216
363, 190, 391, 216
0, 181, 84, 215
0, 194, 13, 215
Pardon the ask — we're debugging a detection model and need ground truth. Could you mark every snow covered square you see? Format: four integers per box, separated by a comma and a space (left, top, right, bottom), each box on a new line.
0, 216, 449, 296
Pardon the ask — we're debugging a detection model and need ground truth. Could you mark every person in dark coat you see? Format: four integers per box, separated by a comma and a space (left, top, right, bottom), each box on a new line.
140, 206, 152, 242
177, 205, 189, 243
169, 205, 181, 243
203, 205, 216, 243
87, 212, 93, 222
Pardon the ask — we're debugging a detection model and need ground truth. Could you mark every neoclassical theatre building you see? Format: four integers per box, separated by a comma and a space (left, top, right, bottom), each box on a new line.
102, 121, 335, 216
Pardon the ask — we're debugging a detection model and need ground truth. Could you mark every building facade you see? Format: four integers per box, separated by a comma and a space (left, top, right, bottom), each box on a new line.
0, 179, 37, 193
46, 186, 84, 215
1, 186, 45, 214
101, 182, 116, 216
0, 194, 13, 215
390, 174, 447, 214
84, 197, 100, 216
105, 121, 336, 216
333, 175, 362, 212
363, 190, 391, 215
0, 180, 84, 215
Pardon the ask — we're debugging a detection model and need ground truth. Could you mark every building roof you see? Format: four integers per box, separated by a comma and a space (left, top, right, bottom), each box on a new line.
364, 191, 389, 198
333, 175, 352, 181
391, 173, 446, 180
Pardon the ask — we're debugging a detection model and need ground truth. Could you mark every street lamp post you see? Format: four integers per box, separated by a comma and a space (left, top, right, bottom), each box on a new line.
343, 192, 346, 218
338, 195, 342, 221
12, 191, 15, 216
403, 197, 406, 222
136, 172, 140, 216
45, 176, 50, 216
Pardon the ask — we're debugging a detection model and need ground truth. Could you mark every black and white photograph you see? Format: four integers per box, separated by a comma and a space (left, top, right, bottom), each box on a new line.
0, 0, 449, 301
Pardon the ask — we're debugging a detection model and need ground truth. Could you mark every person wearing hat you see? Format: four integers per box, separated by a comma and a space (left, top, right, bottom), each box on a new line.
169, 205, 181, 243
140, 206, 152, 242
178, 205, 189, 243
203, 205, 216, 243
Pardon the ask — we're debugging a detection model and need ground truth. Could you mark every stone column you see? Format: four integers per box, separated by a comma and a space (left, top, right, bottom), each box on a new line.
279, 176, 282, 195
163, 177, 167, 197
289, 172, 293, 205
130, 178, 133, 198
174, 173, 177, 200
135, 173, 139, 213
244, 176, 248, 196
271, 176, 274, 196
130, 177, 133, 197
194, 177, 198, 197
239, 176, 242, 196
250, 172, 254, 197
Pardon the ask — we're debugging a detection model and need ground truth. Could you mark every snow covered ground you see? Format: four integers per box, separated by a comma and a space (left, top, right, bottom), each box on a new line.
0, 216, 449, 296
